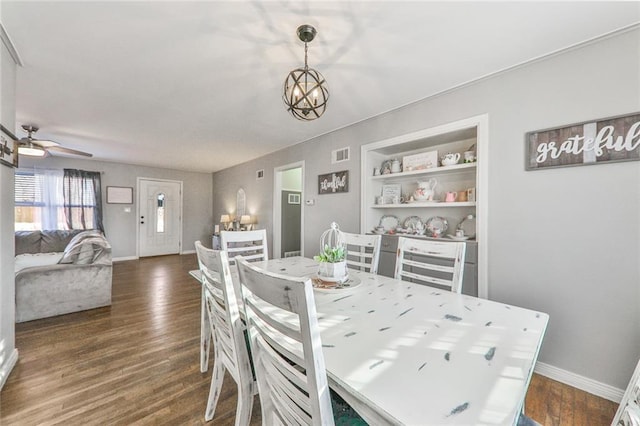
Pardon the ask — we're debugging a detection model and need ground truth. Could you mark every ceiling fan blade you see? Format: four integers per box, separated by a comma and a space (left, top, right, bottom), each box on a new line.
18, 137, 58, 148
33, 139, 60, 148
47, 146, 93, 157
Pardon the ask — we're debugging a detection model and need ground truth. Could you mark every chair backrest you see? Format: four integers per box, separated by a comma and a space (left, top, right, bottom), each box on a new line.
394, 237, 466, 294
220, 229, 268, 264
236, 257, 334, 426
342, 232, 382, 274
195, 241, 253, 391
612, 359, 640, 425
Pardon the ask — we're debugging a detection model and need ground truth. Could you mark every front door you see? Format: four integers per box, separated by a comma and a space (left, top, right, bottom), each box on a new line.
138, 178, 182, 257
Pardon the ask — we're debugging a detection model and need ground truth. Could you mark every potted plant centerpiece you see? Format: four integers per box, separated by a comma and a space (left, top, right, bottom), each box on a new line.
314, 222, 348, 282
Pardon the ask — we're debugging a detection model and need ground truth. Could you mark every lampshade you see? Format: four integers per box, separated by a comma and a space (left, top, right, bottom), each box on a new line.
18, 143, 46, 157
240, 215, 251, 225
220, 214, 231, 223
283, 24, 329, 121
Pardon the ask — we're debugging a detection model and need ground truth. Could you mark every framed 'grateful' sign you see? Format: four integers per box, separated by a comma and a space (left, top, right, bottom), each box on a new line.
526, 112, 640, 171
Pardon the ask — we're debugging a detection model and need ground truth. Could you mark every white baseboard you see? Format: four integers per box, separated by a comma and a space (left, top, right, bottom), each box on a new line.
535, 361, 624, 403
112, 256, 139, 262
181, 250, 195, 255
0, 348, 19, 390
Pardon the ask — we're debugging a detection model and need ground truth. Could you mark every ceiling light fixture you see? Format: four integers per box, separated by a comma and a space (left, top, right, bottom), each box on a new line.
18, 142, 46, 157
283, 24, 329, 121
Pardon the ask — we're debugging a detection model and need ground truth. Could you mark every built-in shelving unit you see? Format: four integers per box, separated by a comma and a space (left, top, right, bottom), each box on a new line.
372, 202, 477, 209
360, 114, 489, 298
370, 162, 476, 181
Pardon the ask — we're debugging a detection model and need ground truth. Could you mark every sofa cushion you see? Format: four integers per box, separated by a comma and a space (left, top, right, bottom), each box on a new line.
41, 230, 84, 253
15, 252, 64, 273
15, 231, 43, 255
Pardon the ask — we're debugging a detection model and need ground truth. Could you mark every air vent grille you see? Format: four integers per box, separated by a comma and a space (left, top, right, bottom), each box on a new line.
332, 147, 350, 164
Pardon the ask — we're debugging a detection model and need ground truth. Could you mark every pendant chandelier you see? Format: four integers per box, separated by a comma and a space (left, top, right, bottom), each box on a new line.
283, 24, 329, 121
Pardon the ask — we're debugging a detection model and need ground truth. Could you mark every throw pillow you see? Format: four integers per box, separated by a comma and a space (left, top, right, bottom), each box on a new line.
58, 230, 103, 264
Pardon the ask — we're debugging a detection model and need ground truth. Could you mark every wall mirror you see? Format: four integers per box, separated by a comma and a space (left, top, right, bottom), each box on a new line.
236, 188, 246, 218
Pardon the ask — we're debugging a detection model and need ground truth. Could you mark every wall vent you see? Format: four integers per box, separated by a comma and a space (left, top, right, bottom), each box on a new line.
288, 193, 301, 204
332, 147, 350, 164
256, 169, 264, 180
284, 251, 301, 258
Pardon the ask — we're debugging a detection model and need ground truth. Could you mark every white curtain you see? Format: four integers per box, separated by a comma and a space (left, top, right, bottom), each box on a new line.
39, 169, 64, 230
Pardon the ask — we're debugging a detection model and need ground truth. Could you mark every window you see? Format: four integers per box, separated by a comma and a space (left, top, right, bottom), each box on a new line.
14, 168, 103, 232
15, 169, 66, 231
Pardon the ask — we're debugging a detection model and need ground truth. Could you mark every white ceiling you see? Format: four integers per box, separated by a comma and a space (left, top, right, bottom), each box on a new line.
2, 1, 639, 173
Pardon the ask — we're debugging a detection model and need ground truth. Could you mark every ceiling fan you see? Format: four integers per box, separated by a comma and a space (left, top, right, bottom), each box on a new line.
18, 124, 92, 157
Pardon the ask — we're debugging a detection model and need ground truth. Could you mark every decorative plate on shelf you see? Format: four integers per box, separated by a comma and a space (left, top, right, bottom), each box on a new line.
457, 214, 476, 238
403, 216, 424, 231
425, 216, 449, 237
379, 215, 400, 232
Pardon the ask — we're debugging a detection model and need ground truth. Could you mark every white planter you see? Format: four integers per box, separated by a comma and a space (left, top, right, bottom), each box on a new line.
317, 261, 348, 282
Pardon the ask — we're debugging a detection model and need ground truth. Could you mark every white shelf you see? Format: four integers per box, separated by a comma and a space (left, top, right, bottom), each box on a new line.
371, 163, 476, 180
372, 202, 476, 208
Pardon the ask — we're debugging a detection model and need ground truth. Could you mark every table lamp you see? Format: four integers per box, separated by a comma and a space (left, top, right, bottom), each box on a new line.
220, 214, 231, 231
240, 215, 252, 231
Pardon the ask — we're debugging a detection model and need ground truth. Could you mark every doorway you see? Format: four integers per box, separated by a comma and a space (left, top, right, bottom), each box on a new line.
273, 162, 304, 259
137, 178, 183, 257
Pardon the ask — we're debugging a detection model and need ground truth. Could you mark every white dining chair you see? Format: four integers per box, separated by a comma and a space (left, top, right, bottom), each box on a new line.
220, 229, 268, 264
612, 359, 640, 425
195, 241, 256, 424
236, 257, 367, 425
342, 232, 382, 274
394, 237, 466, 294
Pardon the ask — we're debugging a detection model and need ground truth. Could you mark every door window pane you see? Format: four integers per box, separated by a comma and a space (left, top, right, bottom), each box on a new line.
156, 193, 165, 233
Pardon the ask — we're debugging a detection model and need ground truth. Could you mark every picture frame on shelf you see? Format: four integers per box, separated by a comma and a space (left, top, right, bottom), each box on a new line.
402, 150, 438, 172
381, 183, 401, 203
0, 124, 19, 168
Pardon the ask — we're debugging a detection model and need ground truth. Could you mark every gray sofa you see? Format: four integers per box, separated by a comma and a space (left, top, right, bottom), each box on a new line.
15, 230, 113, 322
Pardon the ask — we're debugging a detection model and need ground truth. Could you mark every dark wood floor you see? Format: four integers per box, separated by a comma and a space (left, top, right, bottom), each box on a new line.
1, 254, 617, 425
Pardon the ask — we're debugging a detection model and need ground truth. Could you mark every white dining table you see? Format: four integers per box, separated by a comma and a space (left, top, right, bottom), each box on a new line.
191, 256, 548, 425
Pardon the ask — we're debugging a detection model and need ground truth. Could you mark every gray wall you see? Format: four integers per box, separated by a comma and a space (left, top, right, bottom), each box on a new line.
212, 29, 640, 391
0, 20, 18, 389
19, 156, 213, 258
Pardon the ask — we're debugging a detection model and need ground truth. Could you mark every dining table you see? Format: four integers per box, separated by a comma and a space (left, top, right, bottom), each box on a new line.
190, 256, 549, 425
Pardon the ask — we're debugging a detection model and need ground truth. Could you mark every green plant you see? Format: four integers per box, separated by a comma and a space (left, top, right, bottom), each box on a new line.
313, 244, 345, 263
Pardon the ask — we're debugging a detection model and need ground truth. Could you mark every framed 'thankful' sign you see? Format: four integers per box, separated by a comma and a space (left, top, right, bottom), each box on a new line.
318, 170, 349, 194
